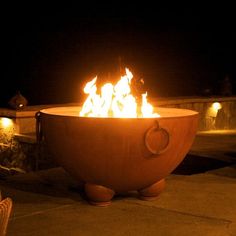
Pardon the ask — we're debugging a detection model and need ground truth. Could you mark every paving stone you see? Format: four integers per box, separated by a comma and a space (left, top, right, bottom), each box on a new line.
7, 200, 230, 236
0, 167, 235, 236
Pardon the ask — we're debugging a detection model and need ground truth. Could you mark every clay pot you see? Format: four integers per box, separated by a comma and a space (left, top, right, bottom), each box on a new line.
8, 91, 28, 110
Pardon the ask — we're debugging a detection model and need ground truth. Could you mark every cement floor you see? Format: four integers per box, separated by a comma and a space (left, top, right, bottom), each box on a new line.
1, 133, 236, 236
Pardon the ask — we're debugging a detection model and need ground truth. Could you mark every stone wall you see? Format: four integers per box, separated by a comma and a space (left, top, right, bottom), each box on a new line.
0, 97, 236, 174
153, 96, 236, 131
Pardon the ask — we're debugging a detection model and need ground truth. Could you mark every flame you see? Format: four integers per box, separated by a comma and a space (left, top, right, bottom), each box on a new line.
80, 68, 160, 118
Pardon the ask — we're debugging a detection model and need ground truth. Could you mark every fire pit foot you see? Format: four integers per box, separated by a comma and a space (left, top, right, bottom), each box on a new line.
138, 179, 165, 201
85, 183, 115, 207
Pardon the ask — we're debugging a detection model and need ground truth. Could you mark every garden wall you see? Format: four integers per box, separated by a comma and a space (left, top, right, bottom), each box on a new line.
1, 96, 236, 174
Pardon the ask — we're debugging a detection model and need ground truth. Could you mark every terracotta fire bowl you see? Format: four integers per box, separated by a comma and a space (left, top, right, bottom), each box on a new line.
38, 106, 198, 206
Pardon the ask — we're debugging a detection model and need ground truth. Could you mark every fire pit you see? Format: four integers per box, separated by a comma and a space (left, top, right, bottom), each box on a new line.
37, 69, 198, 206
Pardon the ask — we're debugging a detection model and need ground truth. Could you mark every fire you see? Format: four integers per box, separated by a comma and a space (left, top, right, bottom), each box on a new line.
80, 68, 160, 118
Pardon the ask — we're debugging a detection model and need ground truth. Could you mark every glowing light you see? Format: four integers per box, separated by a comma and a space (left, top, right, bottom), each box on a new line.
0, 117, 13, 129
80, 68, 160, 118
206, 102, 222, 118
212, 102, 222, 111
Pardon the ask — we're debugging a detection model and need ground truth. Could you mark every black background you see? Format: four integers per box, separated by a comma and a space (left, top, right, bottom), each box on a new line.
1, 3, 235, 107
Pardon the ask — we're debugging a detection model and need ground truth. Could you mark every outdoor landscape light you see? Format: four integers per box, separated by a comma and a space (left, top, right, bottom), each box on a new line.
212, 102, 222, 112
207, 102, 222, 118
0, 117, 13, 130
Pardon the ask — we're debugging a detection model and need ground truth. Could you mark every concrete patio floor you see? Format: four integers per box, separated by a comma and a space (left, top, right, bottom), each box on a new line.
1, 132, 236, 236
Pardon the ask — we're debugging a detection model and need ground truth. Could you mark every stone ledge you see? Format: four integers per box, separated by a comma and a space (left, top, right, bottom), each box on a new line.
1, 96, 236, 140
0, 103, 80, 118
151, 95, 236, 106
14, 133, 37, 144
1, 96, 236, 118
197, 129, 236, 136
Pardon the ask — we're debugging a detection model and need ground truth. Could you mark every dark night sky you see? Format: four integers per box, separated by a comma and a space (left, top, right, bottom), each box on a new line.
1, 4, 235, 107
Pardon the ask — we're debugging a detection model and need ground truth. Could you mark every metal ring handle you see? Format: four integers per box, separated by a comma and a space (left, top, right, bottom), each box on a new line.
145, 120, 170, 155
35, 111, 43, 144
35, 111, 44, 171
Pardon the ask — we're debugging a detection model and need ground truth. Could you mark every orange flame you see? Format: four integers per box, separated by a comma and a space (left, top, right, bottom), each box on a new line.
80, 68, 160, 118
